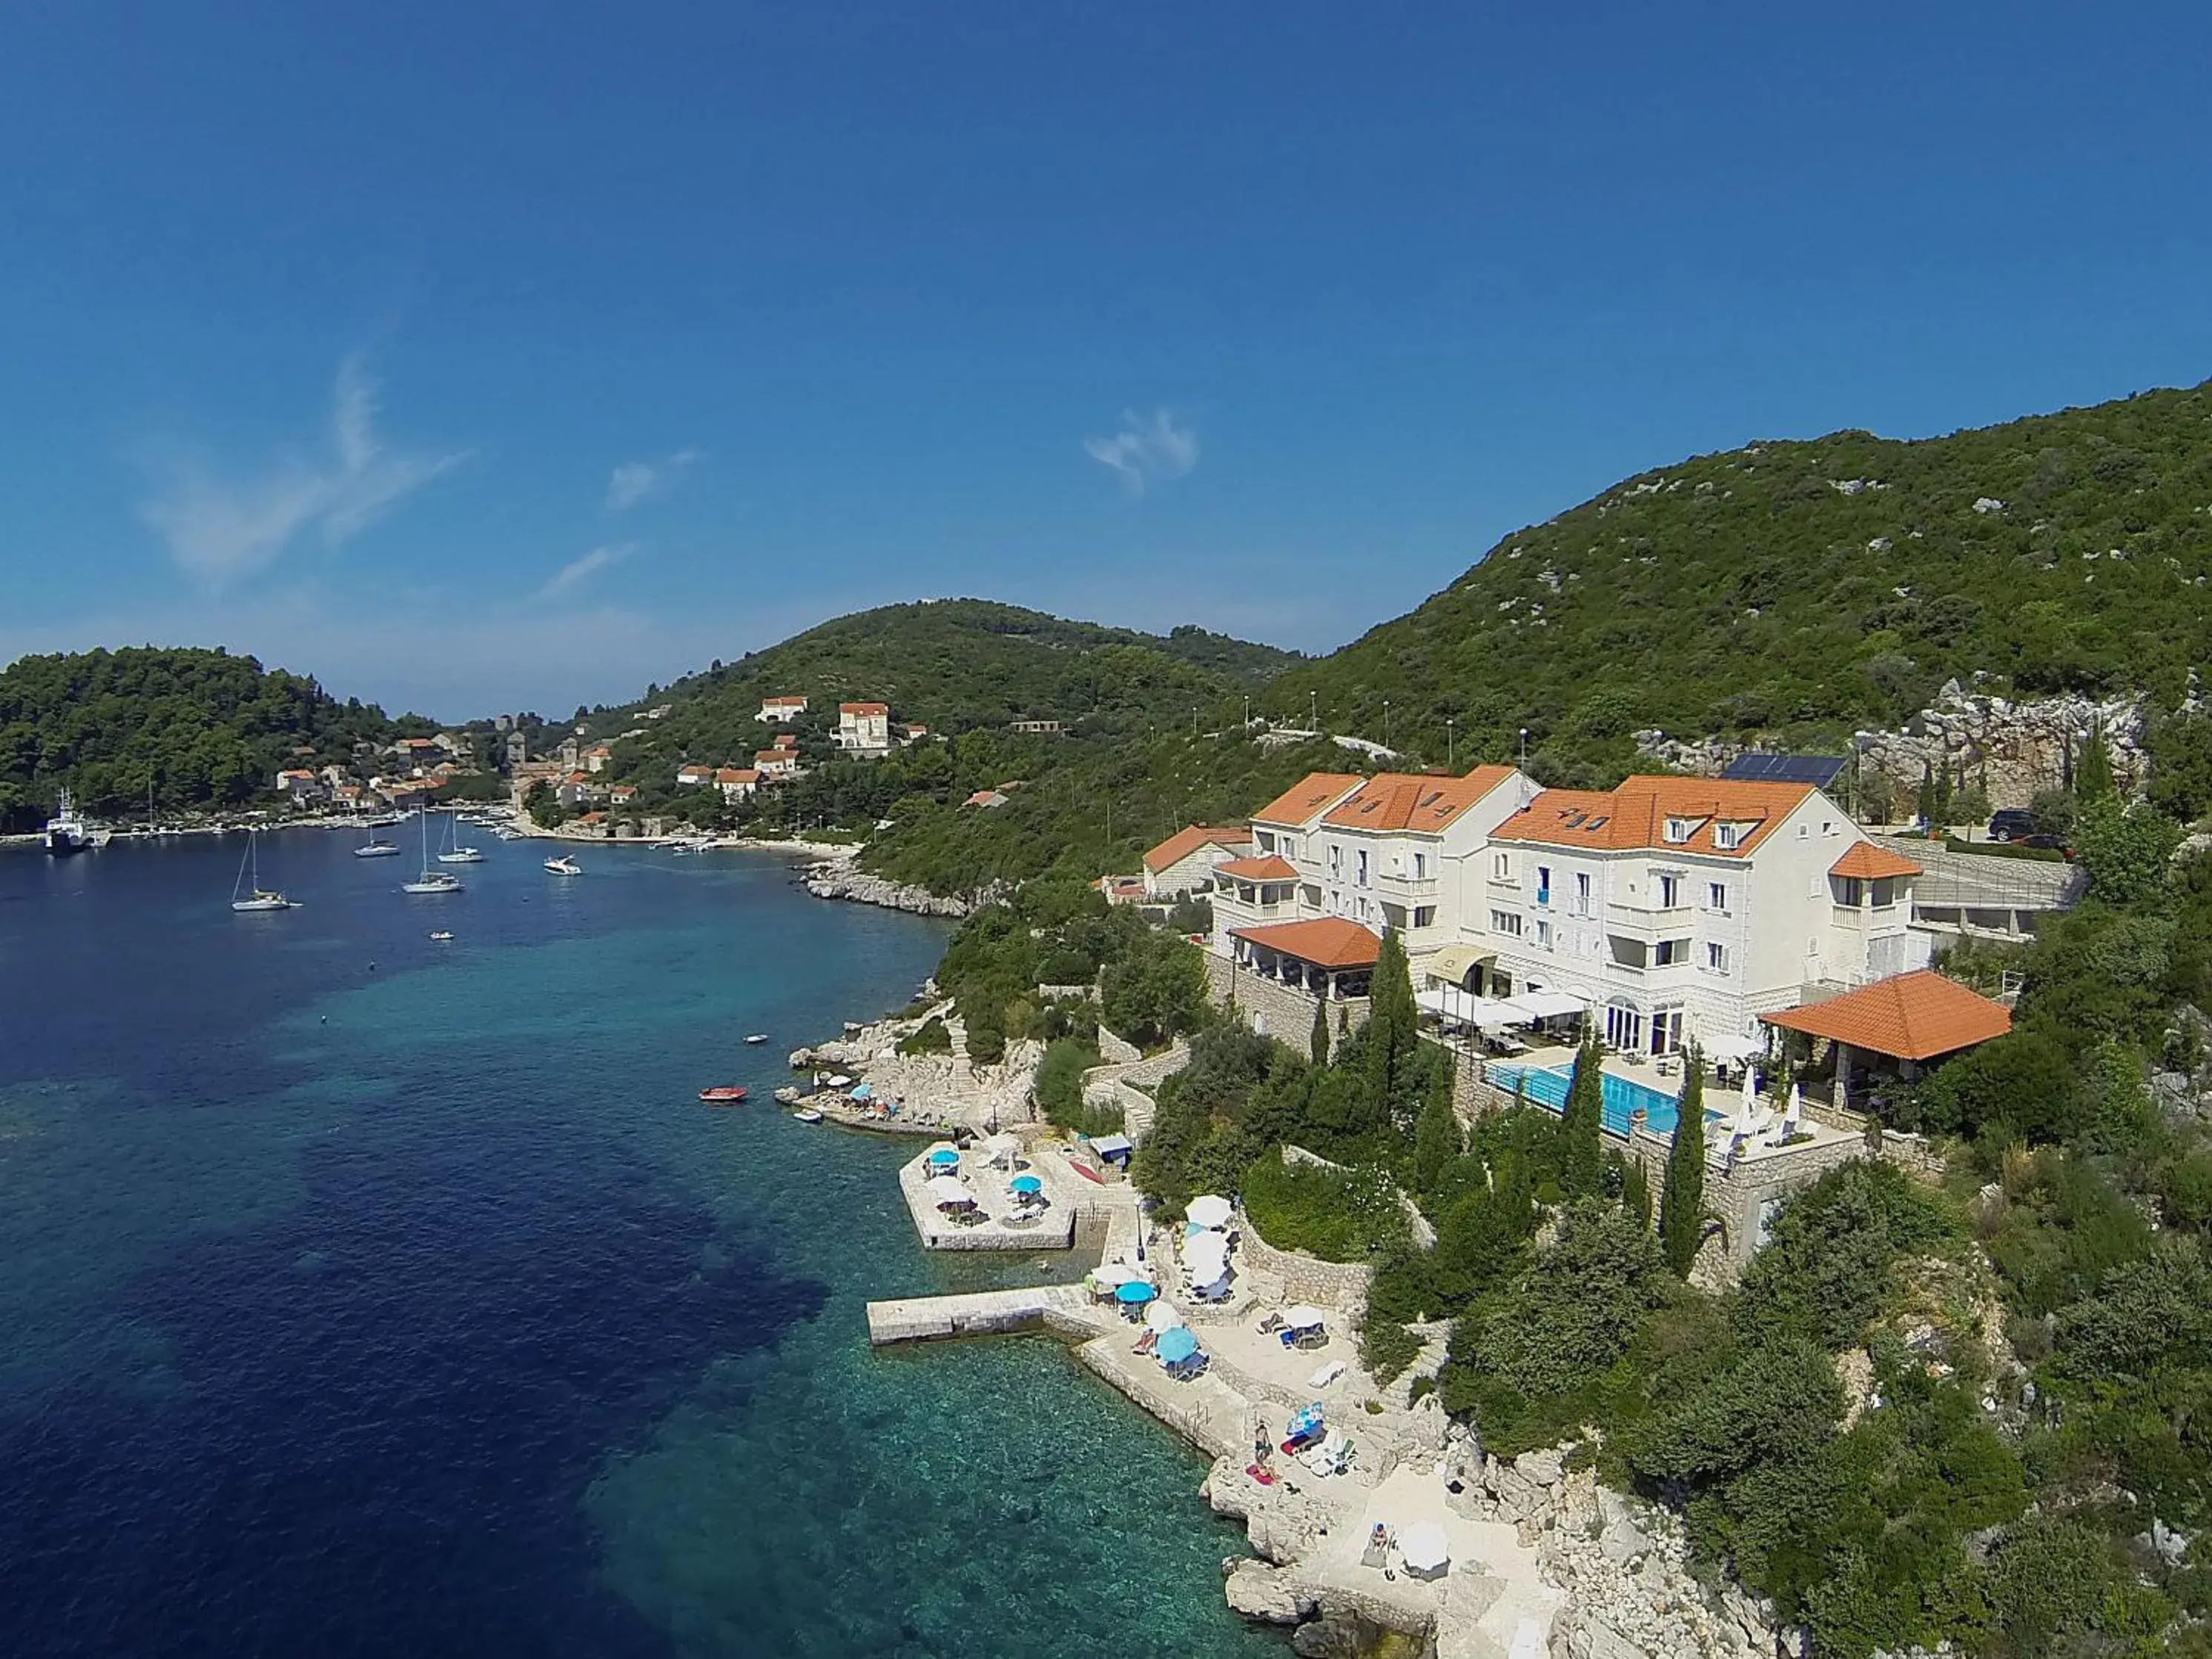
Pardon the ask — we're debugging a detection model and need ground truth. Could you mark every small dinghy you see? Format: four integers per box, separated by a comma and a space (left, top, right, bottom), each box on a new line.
792, 1107, 824, 1124
698, 1086, 750, 1104
745, 1033, 770, 1045
429, 931, 455, 942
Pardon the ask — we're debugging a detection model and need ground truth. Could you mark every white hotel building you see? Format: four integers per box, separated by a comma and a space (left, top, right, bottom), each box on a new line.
1209, 767, 1932, 1052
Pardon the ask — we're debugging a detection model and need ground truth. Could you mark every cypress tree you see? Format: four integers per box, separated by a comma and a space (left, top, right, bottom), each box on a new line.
1621, 1154, 1651, 1228
1412, 1072, 1462, 1199
1660, 1042, 1707, 1278
1556, 1030, 1605, 1197
1363, 929, 1419, 1118
1310, 995, 1331, 1067
2077, 721, 2115, 802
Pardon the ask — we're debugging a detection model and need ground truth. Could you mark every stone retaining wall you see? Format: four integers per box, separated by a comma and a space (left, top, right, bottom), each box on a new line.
1203, 953, 1370, 1046
1238, 1218, 1375, 1317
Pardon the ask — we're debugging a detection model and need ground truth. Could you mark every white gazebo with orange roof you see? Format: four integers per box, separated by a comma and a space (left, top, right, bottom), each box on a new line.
1761, 968, 2010, 1104
1142, 824, 1253, 900
1228, 916, 1382, 1001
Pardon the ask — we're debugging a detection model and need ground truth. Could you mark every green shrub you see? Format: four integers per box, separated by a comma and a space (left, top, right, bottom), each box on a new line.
898, 1015, 952, 1055
1239, 1153, 1405, 1263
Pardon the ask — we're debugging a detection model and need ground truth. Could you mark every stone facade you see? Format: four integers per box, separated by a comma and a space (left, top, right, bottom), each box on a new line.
1203, 951, 1370, 1046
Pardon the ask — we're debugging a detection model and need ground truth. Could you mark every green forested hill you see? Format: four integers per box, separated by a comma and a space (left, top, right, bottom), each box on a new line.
0, 647, 397, 829
1270, 380, 2212, 779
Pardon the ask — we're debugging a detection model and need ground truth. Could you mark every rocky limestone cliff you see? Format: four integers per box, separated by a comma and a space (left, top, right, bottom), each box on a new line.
801, 860, 994, 917
1638, 678, 2146, 811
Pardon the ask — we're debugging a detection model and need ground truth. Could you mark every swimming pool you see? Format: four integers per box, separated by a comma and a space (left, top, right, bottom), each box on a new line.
1487, 1061, 1721, 1140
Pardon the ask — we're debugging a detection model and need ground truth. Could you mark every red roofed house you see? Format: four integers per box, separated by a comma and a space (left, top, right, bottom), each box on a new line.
1215, 766, 1538, 992
584, 744, 614, 775
759, 696, 808, 722
1142, 825, 1252, 900
754, 750, 800, 780
1761, 967, 2011, 1106
676, 764, 712, 788
715, 767, 761, 802
963, 789, 1008, 810
1475, 774, 1932, 1056
836, 702, 892, 756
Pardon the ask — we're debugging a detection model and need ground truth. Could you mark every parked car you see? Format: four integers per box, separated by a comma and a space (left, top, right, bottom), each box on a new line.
1988, 808, 2036, 842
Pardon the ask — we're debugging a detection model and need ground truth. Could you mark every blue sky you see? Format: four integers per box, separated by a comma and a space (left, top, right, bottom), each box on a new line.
3, 3, 2208, 719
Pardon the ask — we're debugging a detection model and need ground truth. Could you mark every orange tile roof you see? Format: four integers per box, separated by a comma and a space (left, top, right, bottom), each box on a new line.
839, 701, 889, 716
1229, 917, 1381, 970
1321, 765, 1518, 833
762, 695, 807, 707
1760, 970, 2011, 1061
1215, 855, 1301, 881
1829, 842, 1923, 880
1143, 823, 1252, 874
1252, 772, 1364, 827
1490, 774, 1816, 858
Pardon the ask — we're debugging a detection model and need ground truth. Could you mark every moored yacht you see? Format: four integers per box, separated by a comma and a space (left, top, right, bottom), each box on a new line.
402, 810, 463, 894
230, 830, 300, 911
44, 790, 92, 856
544, 854, 583, 876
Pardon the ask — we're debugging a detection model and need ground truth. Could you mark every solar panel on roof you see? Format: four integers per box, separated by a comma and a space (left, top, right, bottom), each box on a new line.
1720, 753, 1846, 788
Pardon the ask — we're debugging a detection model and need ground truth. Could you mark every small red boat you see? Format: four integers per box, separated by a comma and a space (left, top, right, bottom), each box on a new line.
698, 1086, 750, 1104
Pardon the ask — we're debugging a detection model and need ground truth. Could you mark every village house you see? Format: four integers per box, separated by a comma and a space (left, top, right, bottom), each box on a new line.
716, 766, 760, 802
963, 789, 1009, 809
1008, 718, 1063, 735
609, 784, 638, 806
675, 763, 712, 788
753, 750, 801, 780
836, 702, 893, 755
584, 744, 613, 775
903, 723, 929, 742
1212, 767, 1538, 997
1140, 824, 1252, 900
273, 768, 323, 805
759, 695, 808, 722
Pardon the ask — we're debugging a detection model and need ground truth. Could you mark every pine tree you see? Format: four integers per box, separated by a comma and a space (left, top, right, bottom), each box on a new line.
1310, 995, 1331, 1067
1556, 1031, 1605, 1198
2077, 720, 2115, 802
1363, 929, 1420, 1120
1660, 1043, 1707, 1278
1412, 1072, 1462, 1199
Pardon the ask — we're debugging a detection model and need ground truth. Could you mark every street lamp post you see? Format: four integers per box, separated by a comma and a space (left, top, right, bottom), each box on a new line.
1383, 699, 1391, 753
1447, 717, 1456, 770
1310, 690, 1318, 730
1519, 728, 1530, 767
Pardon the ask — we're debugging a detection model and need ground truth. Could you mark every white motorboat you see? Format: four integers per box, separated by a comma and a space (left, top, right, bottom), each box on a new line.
230, 831, 299, 911
429, 930, 455, 942
792, 1107, 824, 1124
745, 1034, 770, 1045
402, 811, 463, 894
544, 855, 583, 876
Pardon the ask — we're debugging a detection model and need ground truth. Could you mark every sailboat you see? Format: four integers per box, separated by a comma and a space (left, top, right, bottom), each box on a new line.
231, 830, 299, 911
354, 816, 402, 858
401, 810, 463, 894
437, 811, 485, 864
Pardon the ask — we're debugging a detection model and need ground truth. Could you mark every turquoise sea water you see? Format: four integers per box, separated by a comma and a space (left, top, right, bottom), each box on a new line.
0, 833, 1277, 1658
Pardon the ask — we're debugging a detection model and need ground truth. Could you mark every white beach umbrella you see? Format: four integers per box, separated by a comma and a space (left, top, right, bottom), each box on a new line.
1144, 1299, 1185, 1333
1090, 1262, 1138, 1290
986, 1131, 1023, 1166
925, 1174, 973, 1207
1399, 1521, 1450, 1574
1282, 1305, 1327, 1331
1183, 1236, 1232, 1272
1187, 1195, 1235, 1230
1732, 1064, 1762, 1138
1783, 1082, 1803, 1133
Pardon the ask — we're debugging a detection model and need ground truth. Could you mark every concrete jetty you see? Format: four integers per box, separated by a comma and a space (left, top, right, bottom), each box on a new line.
864, 1283, 1097, 1346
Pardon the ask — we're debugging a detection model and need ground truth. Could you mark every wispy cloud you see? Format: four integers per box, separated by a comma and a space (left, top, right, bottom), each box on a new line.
606, 446, 701, 511
1083, 407, 1199, 496
139, 355, 467, 585
538, 541, 636, 601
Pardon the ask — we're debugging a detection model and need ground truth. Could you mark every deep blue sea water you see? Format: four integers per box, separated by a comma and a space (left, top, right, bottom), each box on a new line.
0, 832, 1277, 1659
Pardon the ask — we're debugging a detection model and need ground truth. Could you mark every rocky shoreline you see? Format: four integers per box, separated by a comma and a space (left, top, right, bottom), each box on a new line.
800, 860, 986, 918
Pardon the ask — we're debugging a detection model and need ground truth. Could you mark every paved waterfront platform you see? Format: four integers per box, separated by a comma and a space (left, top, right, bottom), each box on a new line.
896, 1149, 1079, 1250
865, 1284, 1097, 1345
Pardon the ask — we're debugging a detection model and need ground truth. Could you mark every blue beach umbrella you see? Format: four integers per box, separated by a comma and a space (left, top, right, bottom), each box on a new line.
926, 1147, 960, 1166
1155, 1327, 1200, 1365
1009, 1173, 1043, 1194
1115, 1279, 1157, 1306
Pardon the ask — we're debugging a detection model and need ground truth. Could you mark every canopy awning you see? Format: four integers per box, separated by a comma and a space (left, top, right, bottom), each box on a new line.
1090, 1133, 1133, 1158
1422, 944, 1495, 988
1699, 1032, 1764, 1062
1417, 985, 1482, 1024
1515, 989, 1586, 1020
1471, 996, 1538, 1031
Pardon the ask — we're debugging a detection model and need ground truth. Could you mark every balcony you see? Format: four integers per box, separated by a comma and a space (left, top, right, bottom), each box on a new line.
1373, 868, 1439, 900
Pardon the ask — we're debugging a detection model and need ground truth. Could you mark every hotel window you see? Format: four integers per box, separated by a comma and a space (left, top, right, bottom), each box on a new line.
1327, 844, 1342, 877
1707, 880, 1728, 912
1574, 871, 1592, 915
1356, 848, 1370, 887
1413, 905, 1436, 928
1655, 938, 1690, 966
1255, 830, 1275, 853
1714, 823, 1743, 850
1535, 865, 1551, 906
1490, 908, 1523, 938
1492, 851, 1512, 880
1412, 851, 1427, 879
1706, 941, 1728, 973
1534, 918, 1552, 949
1657, 874, 1682, 908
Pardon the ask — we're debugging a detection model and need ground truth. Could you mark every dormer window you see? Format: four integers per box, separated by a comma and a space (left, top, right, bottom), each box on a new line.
1714, 822, 1744, 850
1662, 817, 1695, 845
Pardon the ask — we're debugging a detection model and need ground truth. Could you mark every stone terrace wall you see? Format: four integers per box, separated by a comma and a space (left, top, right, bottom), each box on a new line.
1238, 1218, 1375, 1318
1202, 953, 1370, 1046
